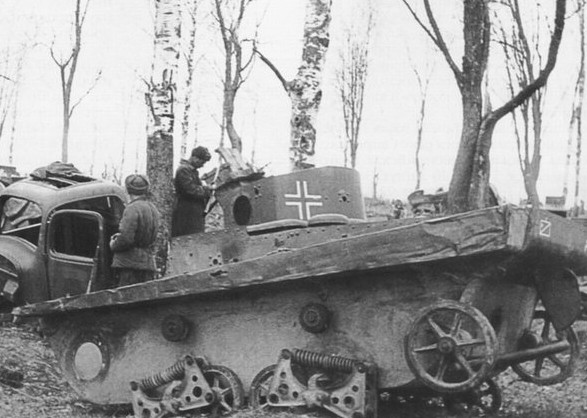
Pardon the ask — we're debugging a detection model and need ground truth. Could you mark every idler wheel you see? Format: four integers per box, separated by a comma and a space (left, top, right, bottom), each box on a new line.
200, 365, 244, 416
511, 311, 580, 385
404, 300, 497, 393
161, 314, 191, 342
299, 303, 331, 333
69, 332, 110, 383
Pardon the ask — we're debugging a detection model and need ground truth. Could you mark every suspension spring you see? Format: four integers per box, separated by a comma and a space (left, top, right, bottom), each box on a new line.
291, 348, 358, 373
139, 356, 190, 391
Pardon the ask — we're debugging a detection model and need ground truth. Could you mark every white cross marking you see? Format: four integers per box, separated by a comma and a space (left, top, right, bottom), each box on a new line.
284, 180, 323, 220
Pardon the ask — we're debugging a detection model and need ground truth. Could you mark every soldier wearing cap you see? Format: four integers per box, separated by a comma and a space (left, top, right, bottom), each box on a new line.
110, 174, 161, 286
172, 146, 213, 236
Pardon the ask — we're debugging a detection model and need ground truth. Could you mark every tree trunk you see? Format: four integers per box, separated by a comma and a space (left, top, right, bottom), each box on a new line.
573, 5, 585, 216
413, 66, 431, 190
214, 0, 251, 152
224, 88, 242, 151
414, 82, 427, 190
372, 168, 378, 200
181, 0, 198, 158
446, 0, 489, 213
447, 89, 485, 213
524, 159, 541, 207
527, 93, 543, 208
8, 88, 18, 165
62, 106, 70, 163
574, 114, 583, 215
564, 109, 575, 201
289, 0, 333, 171
51, 0, 91, 163
146, 0, 182, 273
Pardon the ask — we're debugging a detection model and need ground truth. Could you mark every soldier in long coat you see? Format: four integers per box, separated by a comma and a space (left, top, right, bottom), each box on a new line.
172, 146, 212, 236
110, 174, 160, 286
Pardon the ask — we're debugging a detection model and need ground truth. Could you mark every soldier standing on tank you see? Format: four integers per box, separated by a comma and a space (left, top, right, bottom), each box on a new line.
172, 146, 213, 236
110, 174, 160, 287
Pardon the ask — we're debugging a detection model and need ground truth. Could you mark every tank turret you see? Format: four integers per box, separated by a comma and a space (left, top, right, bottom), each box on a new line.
205, 148, 365, 229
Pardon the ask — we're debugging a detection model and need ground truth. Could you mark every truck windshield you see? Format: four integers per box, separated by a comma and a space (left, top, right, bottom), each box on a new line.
0, 197, 42, 241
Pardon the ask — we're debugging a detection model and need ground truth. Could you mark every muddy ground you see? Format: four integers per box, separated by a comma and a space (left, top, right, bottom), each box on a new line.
1, 321, 587, 418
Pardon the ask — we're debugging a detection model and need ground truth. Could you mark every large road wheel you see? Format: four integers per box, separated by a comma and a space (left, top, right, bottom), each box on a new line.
511, 311, 580, 385
405, 300, 498, 393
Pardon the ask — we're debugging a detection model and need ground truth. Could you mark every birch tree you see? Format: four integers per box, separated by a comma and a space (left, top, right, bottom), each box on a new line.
403, 0, 567, 213
146, 0, 182, 271
50, 0, 101, 163
335, 2, 374, 169
255, 0, 333, 170
180, 0, 199, 158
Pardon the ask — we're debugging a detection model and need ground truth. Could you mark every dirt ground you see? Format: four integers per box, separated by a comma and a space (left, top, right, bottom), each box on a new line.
1, 321, 587, 418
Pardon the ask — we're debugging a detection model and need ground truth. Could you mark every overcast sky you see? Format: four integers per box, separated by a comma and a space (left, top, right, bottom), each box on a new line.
0, 0, 584, 206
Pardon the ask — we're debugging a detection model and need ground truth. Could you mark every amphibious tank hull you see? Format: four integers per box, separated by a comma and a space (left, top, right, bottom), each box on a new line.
15, 204, 587, 415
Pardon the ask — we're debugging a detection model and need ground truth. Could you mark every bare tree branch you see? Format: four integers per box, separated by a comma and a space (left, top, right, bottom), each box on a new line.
69, 69, 102, 117
423, 0, 463, 83
253, 47, 288, 91
488, 0, 566, 123
402, 0, 462, 83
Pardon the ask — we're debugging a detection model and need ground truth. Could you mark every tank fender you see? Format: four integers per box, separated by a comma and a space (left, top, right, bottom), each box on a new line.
535, 266, 581, 331
0, 236, 39, 304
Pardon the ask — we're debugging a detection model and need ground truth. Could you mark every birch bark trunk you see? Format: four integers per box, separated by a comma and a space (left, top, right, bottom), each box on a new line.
181, 0, 197, 158
289, 0, 333, 171
146, 0, 182, 272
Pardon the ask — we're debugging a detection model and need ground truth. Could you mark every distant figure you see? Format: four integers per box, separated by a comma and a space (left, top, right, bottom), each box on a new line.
110, 174, 160, 287
391, 199, 405, 219
172, 146, 213, 236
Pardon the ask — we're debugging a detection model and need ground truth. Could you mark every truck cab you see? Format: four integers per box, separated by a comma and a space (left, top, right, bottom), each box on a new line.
0, 173, 126, 308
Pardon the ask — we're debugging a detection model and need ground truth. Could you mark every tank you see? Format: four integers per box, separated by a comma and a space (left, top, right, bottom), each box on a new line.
12, 157, 587, 418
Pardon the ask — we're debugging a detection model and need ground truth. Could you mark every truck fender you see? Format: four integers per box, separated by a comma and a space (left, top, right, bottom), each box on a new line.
0, 236, 38, 305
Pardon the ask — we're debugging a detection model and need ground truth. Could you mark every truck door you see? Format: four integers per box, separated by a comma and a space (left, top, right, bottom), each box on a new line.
47, 209, 106, 299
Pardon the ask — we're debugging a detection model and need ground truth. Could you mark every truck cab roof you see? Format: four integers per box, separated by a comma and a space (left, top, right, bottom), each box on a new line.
1, 178, 127, 214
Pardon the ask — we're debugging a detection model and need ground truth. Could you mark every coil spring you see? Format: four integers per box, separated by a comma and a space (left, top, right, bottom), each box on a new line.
291, 349, 357, 373
140, 356, 188, 391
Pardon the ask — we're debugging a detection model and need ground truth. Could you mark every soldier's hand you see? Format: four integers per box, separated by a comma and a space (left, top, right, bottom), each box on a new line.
110, 233, 120, 248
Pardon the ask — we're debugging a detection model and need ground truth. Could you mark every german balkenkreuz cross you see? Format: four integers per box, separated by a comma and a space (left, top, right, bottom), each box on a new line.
284, 180, 323, 220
